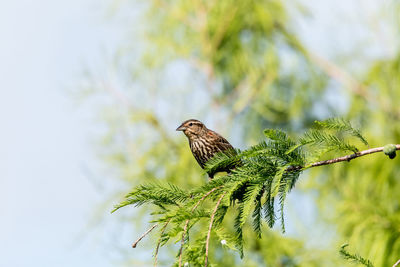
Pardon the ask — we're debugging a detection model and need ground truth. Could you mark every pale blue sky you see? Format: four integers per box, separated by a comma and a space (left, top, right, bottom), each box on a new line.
0, 1, 392, 266
0, 1, 129, 266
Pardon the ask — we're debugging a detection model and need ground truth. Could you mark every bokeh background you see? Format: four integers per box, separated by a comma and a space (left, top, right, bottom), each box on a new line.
1, 0, 400, 266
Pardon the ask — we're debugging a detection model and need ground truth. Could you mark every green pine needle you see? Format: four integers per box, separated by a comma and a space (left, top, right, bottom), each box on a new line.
340, 244, 374, 267
316, 118, 369, 146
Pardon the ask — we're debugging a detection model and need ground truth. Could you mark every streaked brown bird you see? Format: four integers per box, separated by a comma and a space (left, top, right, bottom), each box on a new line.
176, 119, 237, 178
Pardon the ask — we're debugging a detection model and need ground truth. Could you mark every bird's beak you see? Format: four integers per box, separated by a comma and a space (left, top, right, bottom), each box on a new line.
176, 124, 186, 131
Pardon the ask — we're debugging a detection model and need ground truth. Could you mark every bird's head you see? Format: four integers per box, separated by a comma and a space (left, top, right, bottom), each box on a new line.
176, 119, 207, 139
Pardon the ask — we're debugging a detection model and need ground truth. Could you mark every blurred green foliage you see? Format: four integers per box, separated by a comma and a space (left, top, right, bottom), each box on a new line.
82, 0, 400, 266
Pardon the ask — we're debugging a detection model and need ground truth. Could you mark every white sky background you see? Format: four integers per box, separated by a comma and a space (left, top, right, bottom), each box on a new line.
0, 0, 395, 266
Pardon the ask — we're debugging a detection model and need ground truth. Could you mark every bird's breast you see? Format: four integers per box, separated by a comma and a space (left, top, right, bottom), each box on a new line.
189, 139, 215, 167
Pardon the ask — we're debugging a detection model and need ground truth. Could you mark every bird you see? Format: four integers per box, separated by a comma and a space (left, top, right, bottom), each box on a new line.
176, 119, 238, 178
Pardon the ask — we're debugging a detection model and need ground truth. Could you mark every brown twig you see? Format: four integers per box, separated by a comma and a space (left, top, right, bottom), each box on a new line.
132, 224, 158, 248
204, 192, 226, 267
287, 145, 400, 172
153, 219, 171, 267
178, 186, 223, 267
308, 145, 400, 169
393, 258, 400, 267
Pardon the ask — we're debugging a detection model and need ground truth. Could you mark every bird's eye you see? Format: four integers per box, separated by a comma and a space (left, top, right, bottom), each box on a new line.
189, 123, 193, 126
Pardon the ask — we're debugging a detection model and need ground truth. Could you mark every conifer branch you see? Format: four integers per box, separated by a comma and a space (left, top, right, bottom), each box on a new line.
178, 186, 224, 267
132, 224, 158, 248
339, 244, 400, 267
113, 119, 399, 266
339, 244, 374, 267
205, 192, 226, 267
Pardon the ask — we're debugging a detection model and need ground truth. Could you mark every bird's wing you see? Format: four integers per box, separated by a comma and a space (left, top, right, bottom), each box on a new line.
209, 131, 235, 153
206, 131, 240, 178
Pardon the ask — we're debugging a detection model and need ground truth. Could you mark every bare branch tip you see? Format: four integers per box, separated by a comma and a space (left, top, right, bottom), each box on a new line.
131, 224, 158, 249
